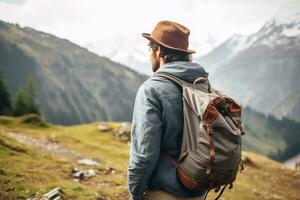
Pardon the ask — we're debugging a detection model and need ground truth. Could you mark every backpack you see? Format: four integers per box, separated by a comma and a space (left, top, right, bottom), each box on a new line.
156, 72, 246, 200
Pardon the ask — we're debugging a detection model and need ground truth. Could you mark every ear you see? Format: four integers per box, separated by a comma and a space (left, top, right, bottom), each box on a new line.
157, 46, 163, 57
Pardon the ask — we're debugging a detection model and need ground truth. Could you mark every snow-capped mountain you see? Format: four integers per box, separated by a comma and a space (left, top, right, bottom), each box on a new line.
200, 0, 300, 122
199, 0, 300, 76
85, 35, 152, 74
195, 34, 249, 75
85, 32, 218, 75
242, 1, 300, 49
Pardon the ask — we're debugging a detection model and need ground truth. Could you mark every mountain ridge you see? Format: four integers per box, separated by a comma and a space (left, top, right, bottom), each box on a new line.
0, 19, 148, 125
199, 1, 300, 123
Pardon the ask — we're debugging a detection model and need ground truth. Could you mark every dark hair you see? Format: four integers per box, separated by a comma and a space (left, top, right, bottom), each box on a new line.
160, 46, 192, 63
148, 42, 192, 63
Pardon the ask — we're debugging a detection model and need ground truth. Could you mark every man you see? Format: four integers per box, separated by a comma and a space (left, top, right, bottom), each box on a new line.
128, 20, 209, 200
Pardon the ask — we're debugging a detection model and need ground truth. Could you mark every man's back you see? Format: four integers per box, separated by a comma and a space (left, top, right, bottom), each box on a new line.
128, 61, 209, 199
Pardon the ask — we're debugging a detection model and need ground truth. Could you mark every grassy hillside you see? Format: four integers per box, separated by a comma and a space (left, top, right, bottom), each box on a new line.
242, 107, 286, 157
0, 115, 130, 199
0, 20, 147, 125
242, 106, 300, 161
0, 115, 299, 200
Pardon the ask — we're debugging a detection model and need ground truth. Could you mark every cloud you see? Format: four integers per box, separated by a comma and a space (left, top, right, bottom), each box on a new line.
0, 0, 290, 54
0, 0, 25, 5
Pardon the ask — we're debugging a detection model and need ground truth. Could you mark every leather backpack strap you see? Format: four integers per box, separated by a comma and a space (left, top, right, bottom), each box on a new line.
154, 72, 188, 87
205, 123, 215, 176
193, 76, 211, 93
214, 184, 228, 200
163, 152, 208, 191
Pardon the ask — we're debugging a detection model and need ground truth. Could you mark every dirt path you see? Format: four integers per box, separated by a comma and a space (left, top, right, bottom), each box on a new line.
4, 130, 82, 161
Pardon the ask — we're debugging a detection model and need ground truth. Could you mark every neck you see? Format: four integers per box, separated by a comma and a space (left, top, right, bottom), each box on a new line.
159, 57, 167, 67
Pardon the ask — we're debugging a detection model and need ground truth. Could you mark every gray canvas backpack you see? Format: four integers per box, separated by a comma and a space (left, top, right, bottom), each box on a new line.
156, 72, 246, 200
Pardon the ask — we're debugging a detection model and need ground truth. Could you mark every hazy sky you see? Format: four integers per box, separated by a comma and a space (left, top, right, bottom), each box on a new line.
0, 0, 293, 55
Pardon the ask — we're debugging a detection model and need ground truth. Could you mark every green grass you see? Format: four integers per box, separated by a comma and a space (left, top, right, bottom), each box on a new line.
0, 116, 129, 200
208, 152, 300, 200
0, 115, 299, 199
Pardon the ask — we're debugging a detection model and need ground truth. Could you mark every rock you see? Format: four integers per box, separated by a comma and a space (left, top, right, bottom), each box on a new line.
73, 171, 85, 181
72, 167, 80, 173
43, 187, 66, 200
114, 122, 131, 142
104, 167, 116, 175
97, 124, 112, 132
72, 167, 96, 181
86, 169, 96, 177
77, 159, 100, 166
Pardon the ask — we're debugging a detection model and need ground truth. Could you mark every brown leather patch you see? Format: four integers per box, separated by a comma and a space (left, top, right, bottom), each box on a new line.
203, 97, 242, 124
203, 104, 219, 124
176, 167, 207, 191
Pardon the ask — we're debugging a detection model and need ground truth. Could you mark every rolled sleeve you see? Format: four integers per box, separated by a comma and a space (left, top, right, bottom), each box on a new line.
128, 81, 163, 200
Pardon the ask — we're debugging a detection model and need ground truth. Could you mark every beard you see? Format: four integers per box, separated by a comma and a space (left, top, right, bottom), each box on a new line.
151, 57, 160, 72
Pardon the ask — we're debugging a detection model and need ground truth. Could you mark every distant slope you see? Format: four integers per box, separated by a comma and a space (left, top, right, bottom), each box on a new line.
0, 116, 299, 200
0, 20, 147, 125
199, 1, 300, 123
273, 92, 300, 123
242, 107, 300, 161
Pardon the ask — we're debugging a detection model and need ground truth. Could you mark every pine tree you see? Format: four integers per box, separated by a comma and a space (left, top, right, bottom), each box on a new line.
24, 76, 40, 115
12, 88, 27, 116
12, 76, 40, 116
0, 68, 11, 115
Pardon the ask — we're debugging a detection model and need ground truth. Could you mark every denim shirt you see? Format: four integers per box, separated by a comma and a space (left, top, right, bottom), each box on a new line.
128, 61, 209, 200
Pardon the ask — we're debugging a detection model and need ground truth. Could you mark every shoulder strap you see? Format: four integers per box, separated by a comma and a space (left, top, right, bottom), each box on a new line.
155, 72, 213, 94
193, 76, 211, 93
154, 72, 188, 87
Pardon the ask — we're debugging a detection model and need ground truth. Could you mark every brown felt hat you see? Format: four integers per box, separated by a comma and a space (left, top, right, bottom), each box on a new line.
142, 20, 196, 54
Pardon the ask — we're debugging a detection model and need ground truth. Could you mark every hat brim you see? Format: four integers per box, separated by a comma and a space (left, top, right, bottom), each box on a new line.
141, 33, 196, 54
